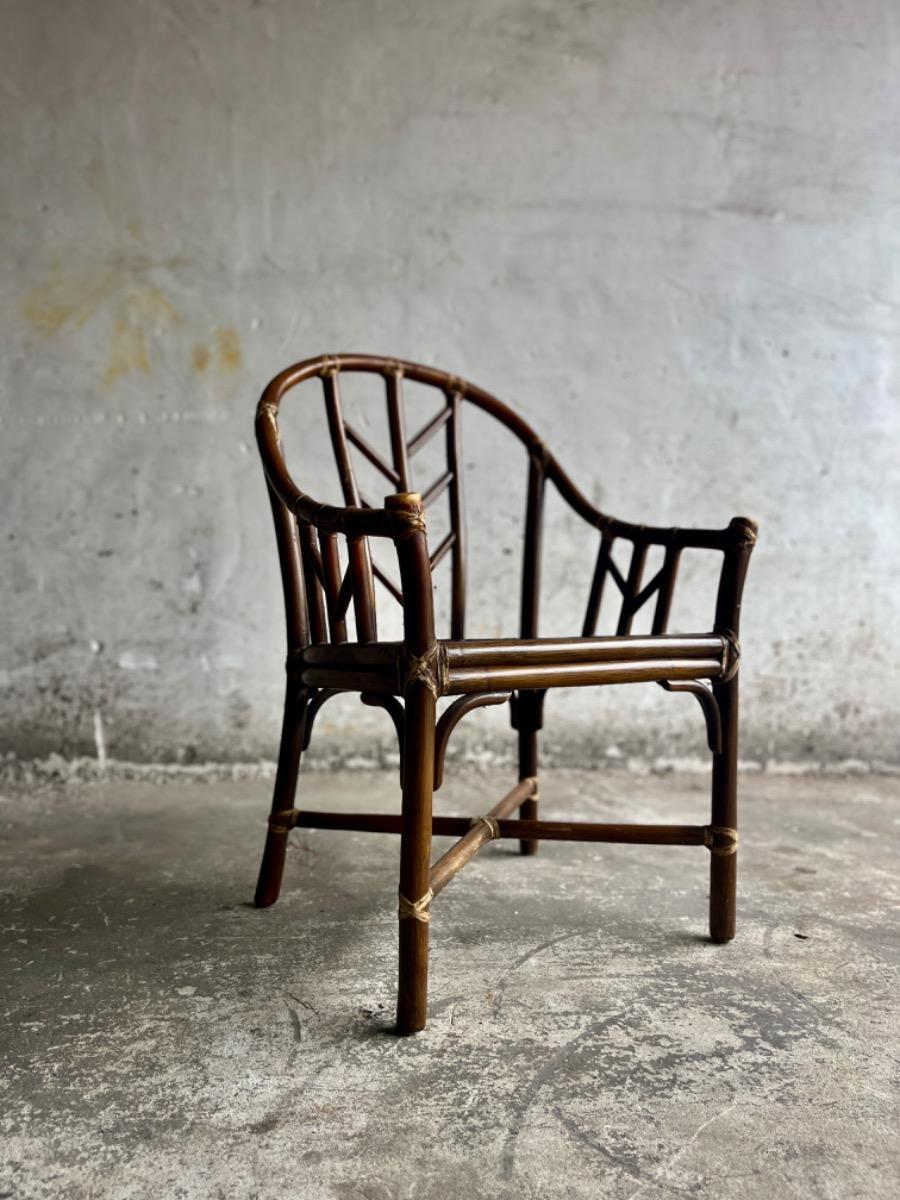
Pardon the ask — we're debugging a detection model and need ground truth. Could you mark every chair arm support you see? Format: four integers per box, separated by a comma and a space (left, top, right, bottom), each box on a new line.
387, 493, 439, 669
539, 445, 758, 641
713, 516, 758, 640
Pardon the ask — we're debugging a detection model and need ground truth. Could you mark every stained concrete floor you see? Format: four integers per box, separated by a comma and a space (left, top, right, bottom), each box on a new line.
2, 768, 898, 1200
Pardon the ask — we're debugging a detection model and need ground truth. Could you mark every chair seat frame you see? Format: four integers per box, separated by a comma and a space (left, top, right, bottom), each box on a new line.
252, 353, 757, 1034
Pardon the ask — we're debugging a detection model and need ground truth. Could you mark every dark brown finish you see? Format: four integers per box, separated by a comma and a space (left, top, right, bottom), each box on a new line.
269, 805, 727, 848
251, 353, 757, 1033
430, 777, 537, 896
433, 692, 509, 789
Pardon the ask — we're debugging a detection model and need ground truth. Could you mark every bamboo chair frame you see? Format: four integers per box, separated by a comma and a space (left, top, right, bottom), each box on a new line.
252, 353, 757, 1034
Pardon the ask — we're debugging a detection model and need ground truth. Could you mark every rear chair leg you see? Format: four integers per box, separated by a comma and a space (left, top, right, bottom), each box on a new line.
396, 687, 436, 1035
709, 676, 738, 942
515, 690, 544, 855
254, 683, 309, 909
518, 728, 539, 856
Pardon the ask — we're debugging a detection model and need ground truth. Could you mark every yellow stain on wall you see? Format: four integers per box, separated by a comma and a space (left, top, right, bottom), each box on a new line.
101, 289, 180, 386
214, 327, 242, 371
21, 256, 184, 386
192, 327, 242, 373
22, 261, 243, 386
22, 267, 120, 336
22, 257, 182, 335
104, 320, 150, 386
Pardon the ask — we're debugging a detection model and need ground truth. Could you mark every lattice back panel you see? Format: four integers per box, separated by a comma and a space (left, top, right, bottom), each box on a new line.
288, 365, 467, 645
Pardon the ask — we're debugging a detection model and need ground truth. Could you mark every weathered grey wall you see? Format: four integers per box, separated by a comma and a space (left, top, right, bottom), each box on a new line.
3, 0, 899, 769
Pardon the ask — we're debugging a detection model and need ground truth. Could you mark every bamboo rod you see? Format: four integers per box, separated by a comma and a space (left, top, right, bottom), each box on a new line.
344, 422, 401, 487
444, 633, 725, 667
385, 371, 411, 491
430, 777, 537, 896
446, 658, 723, 694
446, 393, 467, 640
286, 808, 709, 847
502, 820, 708, 845
319, 530, 348, 643
407, 404, 452, 455
616, 542, 648, 635
582, 534, 612, 638
429, 530, 456, 569
299, 641, 726, 695
422, 469, 453, 509
300, 632, 725, 668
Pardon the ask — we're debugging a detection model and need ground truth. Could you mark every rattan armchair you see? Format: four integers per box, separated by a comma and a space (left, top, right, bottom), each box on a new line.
252, 353, 757, 1034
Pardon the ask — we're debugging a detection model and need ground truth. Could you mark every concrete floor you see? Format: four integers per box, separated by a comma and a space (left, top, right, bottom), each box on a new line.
2, 768, 898, 1200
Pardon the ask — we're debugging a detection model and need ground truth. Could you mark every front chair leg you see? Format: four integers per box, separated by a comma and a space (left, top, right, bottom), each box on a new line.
396, 685, 436, 1035
254, 682, 309, 909
709, 676, 739, 942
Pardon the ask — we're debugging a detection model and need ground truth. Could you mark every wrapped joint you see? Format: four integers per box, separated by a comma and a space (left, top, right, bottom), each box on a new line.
704, 825, 739, 856
718, 631, 741, 682
268, 809, 300, 835
519, 775, 539, 801
442, 374, 465, 398
468, 814, 500, 840
402, 642, 447, 699
385, 492, 428, 541
398, 887, 433, 923
393, 511, 427, 540
730, 516, 759, 548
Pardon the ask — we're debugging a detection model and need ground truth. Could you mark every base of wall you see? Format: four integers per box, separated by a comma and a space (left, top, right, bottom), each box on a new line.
3, 745, 897, 789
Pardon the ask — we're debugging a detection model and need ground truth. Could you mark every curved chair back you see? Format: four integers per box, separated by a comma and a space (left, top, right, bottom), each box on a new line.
256, 354, 751, 654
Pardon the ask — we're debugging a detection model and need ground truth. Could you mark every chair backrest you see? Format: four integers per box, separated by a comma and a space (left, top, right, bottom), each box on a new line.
256, 353, 738, 653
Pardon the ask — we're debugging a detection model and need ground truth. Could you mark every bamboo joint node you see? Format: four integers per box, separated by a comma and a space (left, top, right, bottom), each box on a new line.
398, 887, 433, 923
704, 825, 739, 855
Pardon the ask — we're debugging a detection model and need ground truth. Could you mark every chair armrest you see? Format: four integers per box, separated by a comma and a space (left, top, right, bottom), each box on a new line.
526, 445, 758, 640
542, 445, 741, 551
256, 401, 397, 540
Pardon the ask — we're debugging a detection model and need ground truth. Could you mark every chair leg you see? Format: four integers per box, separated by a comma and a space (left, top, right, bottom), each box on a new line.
254, 682, 309, 909
396, 687, 436, 1035
518, 727, 540, 856
709, 676, 738, 942
515, 690, 544, 855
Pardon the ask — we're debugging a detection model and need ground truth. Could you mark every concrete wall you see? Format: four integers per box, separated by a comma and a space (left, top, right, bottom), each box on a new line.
3, 0, 899, 770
